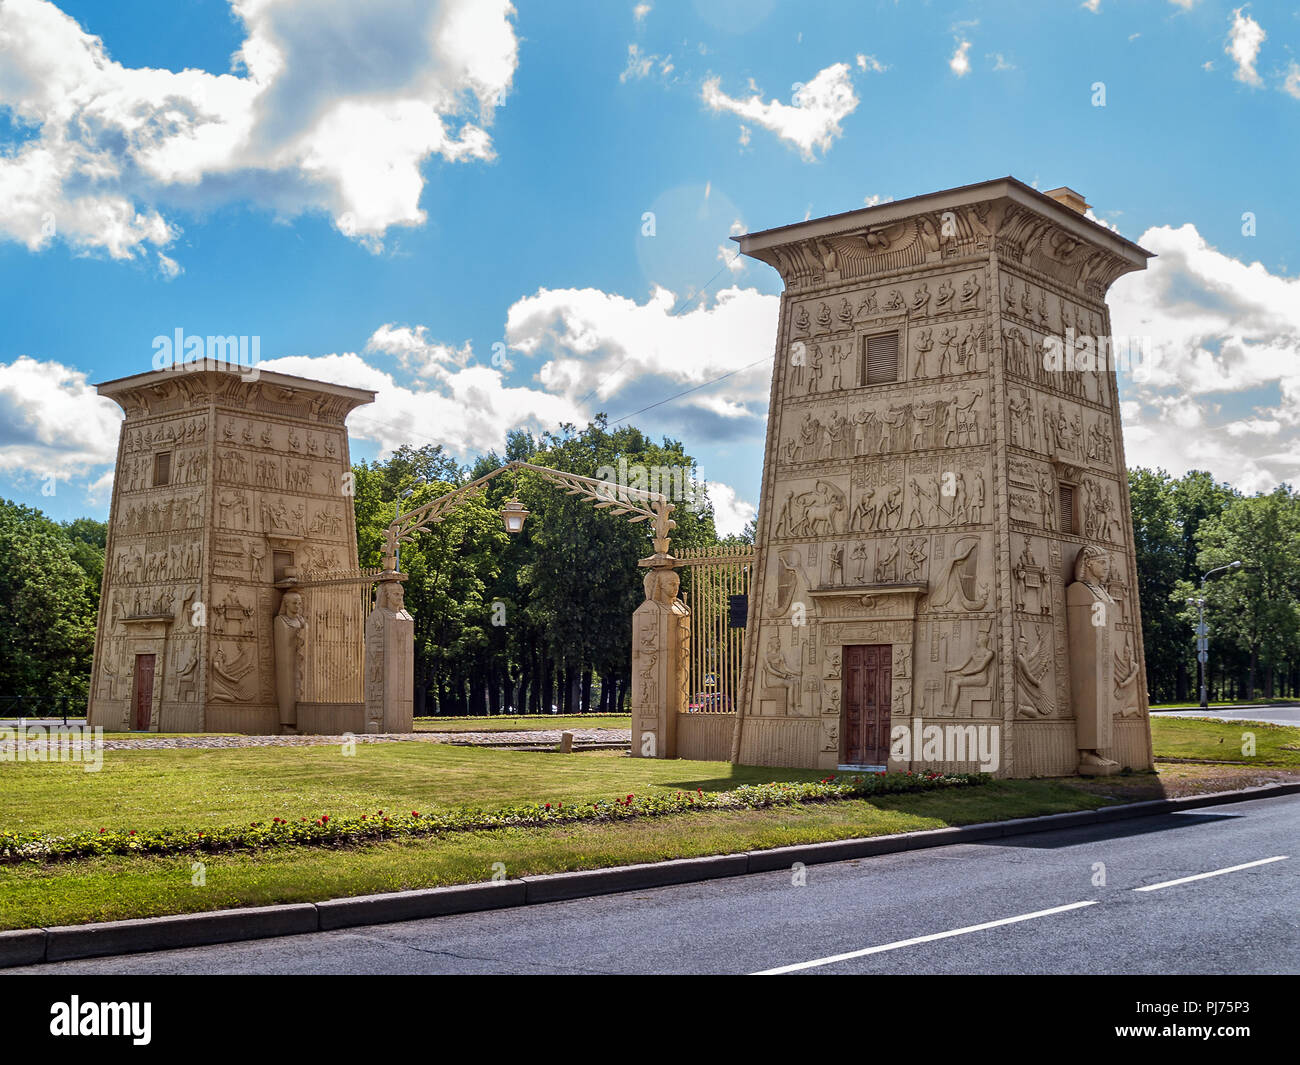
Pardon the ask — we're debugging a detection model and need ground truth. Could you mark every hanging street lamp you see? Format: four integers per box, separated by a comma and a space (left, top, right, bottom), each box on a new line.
500, 498, 530, 535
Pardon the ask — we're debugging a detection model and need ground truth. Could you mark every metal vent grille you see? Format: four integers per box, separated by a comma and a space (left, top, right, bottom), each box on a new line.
1059, 484, 1075, 535
864, 332, 899, 385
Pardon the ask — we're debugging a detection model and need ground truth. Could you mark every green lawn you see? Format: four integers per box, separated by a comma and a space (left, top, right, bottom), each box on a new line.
1148, 716, 1300, 767
413, 714, 629, 733
2, 716, 1296, 931
0, 778, 1108, 930
0, 745, 822, 836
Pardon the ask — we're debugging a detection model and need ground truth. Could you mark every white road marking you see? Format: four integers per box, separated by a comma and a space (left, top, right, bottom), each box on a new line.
752, 900, 1099, 975
1133, 855, 1289, 893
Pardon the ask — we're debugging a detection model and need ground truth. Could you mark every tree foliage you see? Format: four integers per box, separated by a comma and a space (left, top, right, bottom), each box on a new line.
0, 501, 104, 711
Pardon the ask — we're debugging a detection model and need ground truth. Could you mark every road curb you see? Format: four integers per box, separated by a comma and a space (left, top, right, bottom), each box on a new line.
5, 781, 1298, 969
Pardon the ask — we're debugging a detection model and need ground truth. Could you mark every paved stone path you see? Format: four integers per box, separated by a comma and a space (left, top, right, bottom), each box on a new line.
0, 729, 632, 751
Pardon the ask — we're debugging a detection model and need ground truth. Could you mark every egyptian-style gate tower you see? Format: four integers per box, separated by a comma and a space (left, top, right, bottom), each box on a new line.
88, 363, 376, 734
731, 177, 1155, 777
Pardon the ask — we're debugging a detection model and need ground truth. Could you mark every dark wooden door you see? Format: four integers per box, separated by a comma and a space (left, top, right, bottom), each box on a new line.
842, 644, 892, 765
133, 654, 155, 731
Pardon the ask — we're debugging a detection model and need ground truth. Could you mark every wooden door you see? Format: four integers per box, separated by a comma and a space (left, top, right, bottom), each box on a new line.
133, 654, 155, 731
842, 644, 892, 765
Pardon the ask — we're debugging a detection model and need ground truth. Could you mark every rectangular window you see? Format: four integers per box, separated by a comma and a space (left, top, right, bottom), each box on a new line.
153, 451, 171, 487
863, 332, 899, 386
1059, 484, 1076, 535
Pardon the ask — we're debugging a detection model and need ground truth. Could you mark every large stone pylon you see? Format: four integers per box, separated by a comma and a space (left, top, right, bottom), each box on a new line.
730, 178, 1155, 778
88, 362, 375, 734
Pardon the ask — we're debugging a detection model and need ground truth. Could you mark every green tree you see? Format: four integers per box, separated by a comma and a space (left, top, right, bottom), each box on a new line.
0, 500, 98, 711
1178, 487, 1300, 699
1127, 469, 1183, 702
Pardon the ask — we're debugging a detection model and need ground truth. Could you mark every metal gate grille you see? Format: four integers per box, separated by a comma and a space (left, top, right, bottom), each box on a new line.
292, 566, 383, 704
677, 543, 754, 714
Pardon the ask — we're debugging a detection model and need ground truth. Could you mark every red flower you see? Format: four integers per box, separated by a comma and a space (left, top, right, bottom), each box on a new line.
544, 803, 551, 810
98, 828, 106, 834
322, 815, 329, 822
129, 830, 136, 836
412, 811, 420, 818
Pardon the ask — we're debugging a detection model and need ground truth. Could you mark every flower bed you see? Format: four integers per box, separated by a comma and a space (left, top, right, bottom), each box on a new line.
0, 771, 986, 865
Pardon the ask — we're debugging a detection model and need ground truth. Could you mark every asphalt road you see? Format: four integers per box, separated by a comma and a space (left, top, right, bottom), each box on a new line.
13, 793, 1298, 975
1151, 705, 1300, 726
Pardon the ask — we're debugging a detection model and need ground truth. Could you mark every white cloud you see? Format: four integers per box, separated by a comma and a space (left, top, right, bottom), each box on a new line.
1082, 0, 1101, 13
950, 40, 972, 77
990, 53, 1016, 71
0, 0, 518, 266
366, 324, 475, 377
1225, 7, 1266, 87
701, 62, 858, 160
633, 3, 652, 21
1284, 62, 1300, 99
620, 43, 673, 83
1109, 223, 1300, 492
702, 480, 755, 537
260, 348, 583, 462
855, 54, 887, 73
0, 356, 123, 495
505, 284, 778, 434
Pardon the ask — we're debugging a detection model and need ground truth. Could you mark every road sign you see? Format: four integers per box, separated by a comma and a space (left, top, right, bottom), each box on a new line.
1196, 638, 1208, 652
1197, 651, 1208, 664
1195, 623, 1209, 636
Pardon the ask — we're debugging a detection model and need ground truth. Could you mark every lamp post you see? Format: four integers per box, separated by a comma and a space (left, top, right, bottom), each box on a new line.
1188, 560, 1242, 710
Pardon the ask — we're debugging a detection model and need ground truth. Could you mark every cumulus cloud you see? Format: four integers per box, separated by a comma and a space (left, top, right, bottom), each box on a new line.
702, 479, 755, 537
1109, 223, 1300, 492
1224, 7, 1266, 87
0, 0, 518, 266
700, 62, 858, 160
0, 356, 123, 495
254, 348, 581, 462
504, 284, 778, 438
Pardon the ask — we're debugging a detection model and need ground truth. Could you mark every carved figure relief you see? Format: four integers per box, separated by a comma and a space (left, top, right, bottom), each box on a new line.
928, 537, 988, 611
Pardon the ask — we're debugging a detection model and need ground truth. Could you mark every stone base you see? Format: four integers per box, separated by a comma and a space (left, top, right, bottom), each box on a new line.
1077, 760, 1121, 777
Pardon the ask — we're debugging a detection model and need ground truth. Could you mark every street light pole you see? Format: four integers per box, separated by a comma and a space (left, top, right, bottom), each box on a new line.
1189, 560, 1242, 710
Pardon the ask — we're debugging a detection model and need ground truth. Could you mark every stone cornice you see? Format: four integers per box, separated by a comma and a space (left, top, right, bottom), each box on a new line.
95, 361, 376, 424
735, 176, 1151, 299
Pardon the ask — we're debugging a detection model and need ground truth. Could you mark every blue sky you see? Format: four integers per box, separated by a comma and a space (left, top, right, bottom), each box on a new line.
2, 0, 1299, 531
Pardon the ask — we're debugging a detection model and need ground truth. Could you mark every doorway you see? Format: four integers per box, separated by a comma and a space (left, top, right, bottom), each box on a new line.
842, 644, 892, 766
133, 654, 156, 731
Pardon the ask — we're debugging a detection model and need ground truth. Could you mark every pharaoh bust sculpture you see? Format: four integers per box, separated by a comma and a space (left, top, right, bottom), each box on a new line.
273, 589, 307, 733
643, 567, 685, 610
